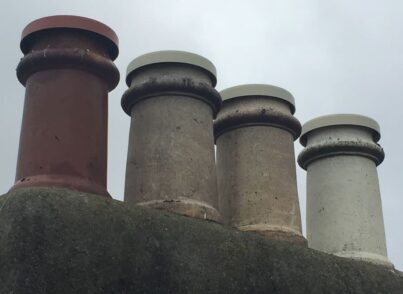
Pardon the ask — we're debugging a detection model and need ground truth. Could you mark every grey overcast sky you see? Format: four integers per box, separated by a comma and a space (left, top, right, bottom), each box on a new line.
0, 0, 402, 270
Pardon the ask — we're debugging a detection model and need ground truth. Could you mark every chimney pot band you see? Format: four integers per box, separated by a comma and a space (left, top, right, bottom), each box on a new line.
121, 75, 221, 117
12, 174, 109, 196
126, 50, 217, 87
298, 140, 385, 170
17, 48, 119, 90
136, 198, 221, 222
300, 114, 381, 146
214, 106, 301, 141
214, 86, 301, 140
237, 224, 307, 245
21, 15, 119, 60
334, 251, 393, 268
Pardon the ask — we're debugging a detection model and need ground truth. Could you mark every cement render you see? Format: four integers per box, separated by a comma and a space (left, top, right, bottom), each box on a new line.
1, 187, 402, 294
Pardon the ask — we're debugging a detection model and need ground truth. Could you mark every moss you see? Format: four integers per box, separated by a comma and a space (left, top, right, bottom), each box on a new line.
0, 187, 402, 293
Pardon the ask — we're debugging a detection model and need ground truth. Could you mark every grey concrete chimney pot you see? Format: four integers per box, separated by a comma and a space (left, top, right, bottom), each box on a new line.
122, 50, 221, 222
215, 84, 305, 245
298, 113, 392, 267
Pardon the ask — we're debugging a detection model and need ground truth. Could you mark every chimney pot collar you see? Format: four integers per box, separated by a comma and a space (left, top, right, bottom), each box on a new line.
126, 50, 217, 87
20, 15, 119, 60
220, 84, 295, 114
300, 114, 381, 146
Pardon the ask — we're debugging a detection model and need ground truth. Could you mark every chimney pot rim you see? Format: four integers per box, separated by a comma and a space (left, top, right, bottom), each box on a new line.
20, 15, 119, 60
219, 84, 295, 114
300, 113, 381, 146
126, 50, 217, 87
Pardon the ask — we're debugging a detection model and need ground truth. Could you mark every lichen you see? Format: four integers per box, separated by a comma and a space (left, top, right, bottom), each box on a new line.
0, 187, 401, 293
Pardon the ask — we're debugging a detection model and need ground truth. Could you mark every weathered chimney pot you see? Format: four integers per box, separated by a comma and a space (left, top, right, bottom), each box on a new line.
122, 50, 221, 221
298, 114, 392, 267
215, 84, 305, 245
13, 15, 119, 196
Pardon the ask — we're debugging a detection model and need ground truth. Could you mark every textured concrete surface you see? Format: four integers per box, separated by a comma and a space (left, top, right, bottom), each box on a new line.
215, 94, 304, 244
299, 124, 391, 267
122, 62, 221, 221
0, 187, 402, 294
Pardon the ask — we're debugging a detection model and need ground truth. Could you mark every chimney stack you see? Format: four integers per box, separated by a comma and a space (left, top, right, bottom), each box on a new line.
298, 114, 392, 267
214, 84, 305, 244
121, 51, 221, 221
12, 15, 119, 196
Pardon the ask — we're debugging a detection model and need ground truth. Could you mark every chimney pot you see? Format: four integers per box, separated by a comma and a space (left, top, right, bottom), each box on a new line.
12, 15, 120, 196
122, 50, 221, 221
215, 84, 305, 245
298, 114, 392, 267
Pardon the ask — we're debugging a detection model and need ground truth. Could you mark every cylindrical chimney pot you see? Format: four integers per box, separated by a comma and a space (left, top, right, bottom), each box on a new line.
13, 15, 120, 196
298, 114, 392, 267
214, 84, 305, 244
122, 51, 221, 221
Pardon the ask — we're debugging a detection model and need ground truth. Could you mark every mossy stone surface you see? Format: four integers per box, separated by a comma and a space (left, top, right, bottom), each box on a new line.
0, 187, 401, 293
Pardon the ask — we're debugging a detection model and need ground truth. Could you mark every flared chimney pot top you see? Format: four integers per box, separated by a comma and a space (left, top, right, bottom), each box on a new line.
220, 84, 295, 114
20, 15, 119, 60
126, 50, 217, 86
300, 113, 381, 146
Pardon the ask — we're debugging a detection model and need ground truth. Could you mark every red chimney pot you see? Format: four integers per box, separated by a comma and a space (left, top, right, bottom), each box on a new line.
12, 15, 120, 196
